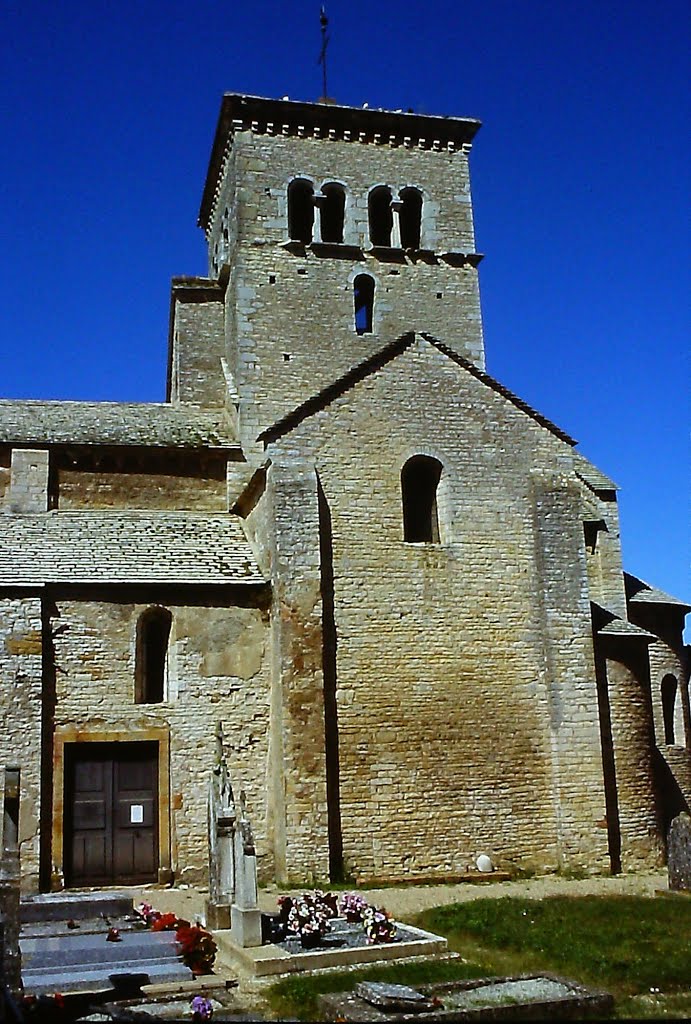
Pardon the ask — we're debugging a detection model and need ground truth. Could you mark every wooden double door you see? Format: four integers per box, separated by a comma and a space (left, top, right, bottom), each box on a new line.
64, 742, 158, 887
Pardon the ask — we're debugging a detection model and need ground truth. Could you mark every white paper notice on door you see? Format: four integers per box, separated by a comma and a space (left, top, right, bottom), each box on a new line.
130, 804, 144, 824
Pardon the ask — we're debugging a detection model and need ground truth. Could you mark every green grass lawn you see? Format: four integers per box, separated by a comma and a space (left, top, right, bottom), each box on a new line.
266, 895, 691, 1021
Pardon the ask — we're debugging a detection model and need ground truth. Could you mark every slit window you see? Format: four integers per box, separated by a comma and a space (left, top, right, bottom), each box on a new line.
399, 187, 423, 249
354, 275, 375, 335
661, 674, 678, 744
368, 186, 393, 246
320, 183, 346, 243
402, 456, 442, 542
288, 178, 314, 243
135, 607, 172, 704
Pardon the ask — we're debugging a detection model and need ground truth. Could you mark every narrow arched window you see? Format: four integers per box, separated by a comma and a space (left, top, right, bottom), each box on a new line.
353, 275, 375, 335
661, 674, 678, 744
288, 179, 314, 243
320, 183, 346, 243
402, 456, 442, 543
368, 186, 393, 246
135, 607, 172, 704
399, 187, 423, 249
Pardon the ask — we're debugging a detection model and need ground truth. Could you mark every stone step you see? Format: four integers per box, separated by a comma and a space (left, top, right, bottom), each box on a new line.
20, 890, 134, 923
21, 929, 182, 969
22, 955, 194, 996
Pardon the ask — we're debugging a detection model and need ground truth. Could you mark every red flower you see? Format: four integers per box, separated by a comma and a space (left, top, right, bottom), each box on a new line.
152, 912, 183, 931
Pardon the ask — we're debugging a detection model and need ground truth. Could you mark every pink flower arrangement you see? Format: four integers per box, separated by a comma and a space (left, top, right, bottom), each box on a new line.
362, 904, 397, 944
275, 889, 398, 946
340, 891, 369, 922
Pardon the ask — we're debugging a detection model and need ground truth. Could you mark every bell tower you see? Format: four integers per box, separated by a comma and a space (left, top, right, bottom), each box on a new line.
197, 95, 484, 452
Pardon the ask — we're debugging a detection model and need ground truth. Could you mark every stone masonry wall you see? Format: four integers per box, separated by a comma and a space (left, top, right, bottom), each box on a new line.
208, 132, 478, 262
625, 604, 691, 823
264, 465, 330, 883
170, 290, 226, 408
580, 486, 627, 618
0, 449, 10, 504
208, 132, 484, 449
0, 595, 43, 890
265, 338, 610, 880
9, 449, 49, 513
57, 468, 227, 511
48, 596, 272, 884
531, 474, 611, 871
604, 651, 664, 870
647, 635, 688, 750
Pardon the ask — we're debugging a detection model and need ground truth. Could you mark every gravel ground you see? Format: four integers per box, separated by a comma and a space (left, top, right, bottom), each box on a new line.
348, 869, 669, 920
135, 868, 668, 928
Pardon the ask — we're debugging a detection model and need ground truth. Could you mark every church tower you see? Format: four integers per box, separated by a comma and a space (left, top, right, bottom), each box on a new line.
192, 95, 484, 453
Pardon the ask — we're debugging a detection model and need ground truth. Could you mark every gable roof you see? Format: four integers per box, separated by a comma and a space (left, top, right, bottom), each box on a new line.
0, 511, 264, 586
0, 401, 237, 450
258, 332, 577, 447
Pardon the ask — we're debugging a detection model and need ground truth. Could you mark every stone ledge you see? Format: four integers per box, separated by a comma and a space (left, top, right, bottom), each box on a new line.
214, 921, 447, 977
356, 871, 512, 887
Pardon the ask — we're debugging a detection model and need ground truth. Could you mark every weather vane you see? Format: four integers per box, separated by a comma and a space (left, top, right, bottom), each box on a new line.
318, 6, 330, 101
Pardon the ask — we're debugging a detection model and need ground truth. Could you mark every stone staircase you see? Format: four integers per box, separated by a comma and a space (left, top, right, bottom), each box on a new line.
19, 891, 193, 997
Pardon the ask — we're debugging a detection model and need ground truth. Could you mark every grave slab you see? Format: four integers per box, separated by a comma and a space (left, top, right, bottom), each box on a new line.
215, 919, 446, 977
668, 812, 691, 892
320, 973, 615, 1021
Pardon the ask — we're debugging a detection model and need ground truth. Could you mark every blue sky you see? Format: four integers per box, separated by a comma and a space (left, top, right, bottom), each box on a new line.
2, 1, 689, 611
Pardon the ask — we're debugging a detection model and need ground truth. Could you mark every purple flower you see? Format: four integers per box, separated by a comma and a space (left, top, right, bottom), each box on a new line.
191, 995, 213, 1020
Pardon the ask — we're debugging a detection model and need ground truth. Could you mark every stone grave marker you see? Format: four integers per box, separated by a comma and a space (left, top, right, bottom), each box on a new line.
668, 811, 691, 891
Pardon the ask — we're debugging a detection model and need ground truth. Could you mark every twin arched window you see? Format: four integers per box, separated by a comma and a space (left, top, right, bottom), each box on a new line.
368, 185, 423, 249
287, 180, 423, 249
401, 456, 442, 543
288, 179, 346, 244
135, 607, 172, 704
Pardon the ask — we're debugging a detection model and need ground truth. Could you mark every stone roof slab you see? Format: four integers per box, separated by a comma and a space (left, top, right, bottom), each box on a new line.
0, 512, 264, 586
0, 401, 237, 450
624, 572, 691, 610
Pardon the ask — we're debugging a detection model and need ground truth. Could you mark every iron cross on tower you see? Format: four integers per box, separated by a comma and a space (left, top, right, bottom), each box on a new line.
318, 5, 330, 101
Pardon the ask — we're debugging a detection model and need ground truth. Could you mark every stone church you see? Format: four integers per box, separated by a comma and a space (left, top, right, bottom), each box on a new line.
1, 94, 688, 894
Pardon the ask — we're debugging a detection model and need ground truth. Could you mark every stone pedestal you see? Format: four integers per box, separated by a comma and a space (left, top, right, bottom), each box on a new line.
231, 903, 263, 948
205, 900, 231, 931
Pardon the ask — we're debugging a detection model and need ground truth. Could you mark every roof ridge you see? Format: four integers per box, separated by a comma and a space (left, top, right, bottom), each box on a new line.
260, 331, 578, 446
258, 332, 416, 443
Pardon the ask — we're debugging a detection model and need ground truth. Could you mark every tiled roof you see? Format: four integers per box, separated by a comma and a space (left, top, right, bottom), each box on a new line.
0, 512, 264, 586
0, 401, 237, 449
596, 618, 656, 640
624, 573, 691, 610
591, 603, 656, 640
574, 453, 618, 492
